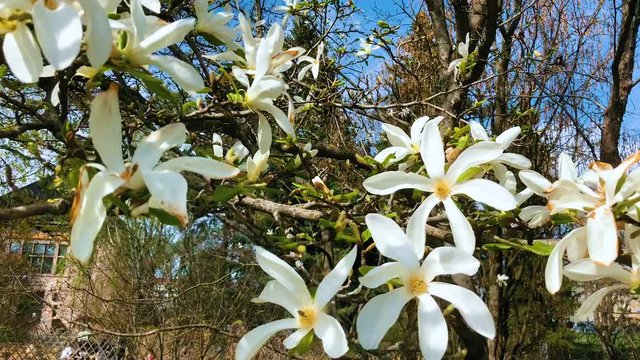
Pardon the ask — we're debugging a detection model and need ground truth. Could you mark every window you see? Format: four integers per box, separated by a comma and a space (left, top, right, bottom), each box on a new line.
8, 241, 68, 275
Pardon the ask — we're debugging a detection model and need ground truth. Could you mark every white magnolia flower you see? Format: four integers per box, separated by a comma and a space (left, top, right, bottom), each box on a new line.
517, 152, 584, 228
562, 224, 640, 321
242, 113, 272, 183
208, 14, 304, 77
212, 133, 250, 165
232, 51, 295, 139
356, 38, 380, 57
546, 152, 640, 265
448, 33, 470, 77
236, 246, 357, 360
374, 116, 436, 164
116, 0, 204, 91
297, 42, 323, 80
544, 227, 588, 293
468, 121, 532, 171
70, 84, 239, 263
364, 117, 517, 253
194, 0, 236, 47
357, 214, 495, 359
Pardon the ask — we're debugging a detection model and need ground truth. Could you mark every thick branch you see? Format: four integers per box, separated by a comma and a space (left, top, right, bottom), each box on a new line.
0, 198, 70, 222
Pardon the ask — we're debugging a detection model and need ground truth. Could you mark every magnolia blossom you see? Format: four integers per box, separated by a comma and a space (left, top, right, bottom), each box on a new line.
545, 152, 640, 265
544, 227, 588, 293
357, 214, 495, 359
194, 0, 236, 47
374, 116, 435, 164
468, 121, 532, 171
497, 274, 509, 287
517, 152, 589, 227
242, 114, 272, 183
232, 44, 296, 139
209, 14, 304, 77
236, 246, 357, 360
364, 118, 517, 253
448, 33, 470, 77
116, 0, 204, 91
297, 42, 323, 80
70, 85, 239, 263
212, 133, 249, 165
562, 224, 640, 321
356, 38, 380, 57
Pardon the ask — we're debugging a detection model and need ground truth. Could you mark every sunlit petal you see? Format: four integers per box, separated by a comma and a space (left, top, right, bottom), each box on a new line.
365, 214, 420, 268
429, 282, 495, 339
422, 246, 480, 282
314, 312, 349, 358
314, 247, 357, 309
417, 294, 448, 360
255, 246, 313, 306
235, 319, 298, 360
32, 0, 82, 70
356, 287, 413, 349
452, 179, 517, 211
363, 171, 433, 195
406, 194, 440, 259
89, 84, 125, 174
143, 170, 189, 226
4, 24, 43, 83
442, 198, 475, 253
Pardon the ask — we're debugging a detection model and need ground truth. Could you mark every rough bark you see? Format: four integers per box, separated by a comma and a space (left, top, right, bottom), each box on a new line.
601, 0, 640, 165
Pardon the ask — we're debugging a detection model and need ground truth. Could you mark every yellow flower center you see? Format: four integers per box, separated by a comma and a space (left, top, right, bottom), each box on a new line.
297, 308, 317, 329
434, 179, 451, 200
409, 276, 428, 296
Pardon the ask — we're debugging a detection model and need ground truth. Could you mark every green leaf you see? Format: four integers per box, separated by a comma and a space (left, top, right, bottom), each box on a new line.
149, 208, 183, 226
289, 330, 315, 356
361, 229, 372, 242
0, 65, 7, 78
524, 241, 554, 256
482, 243, 512, 251
128, 68, 177, 102
211, 185, 243, 202
358, 265, 375, 276
551, 212, 575, 225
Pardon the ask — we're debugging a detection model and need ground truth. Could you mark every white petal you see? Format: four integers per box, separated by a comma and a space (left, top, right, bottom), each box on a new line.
469, 121, 489, 141
497, 153, 531, 169
149, 55, 204, 91
429, 282, 495, 339
79, 0, 111, 68
70, 171, 124, 264
297, 63, 313, 81
420, 118, 445, 178
518, 170, 552, 195
140, 0, 160, 12
314, 312, 349, 358
626, 224, 640, 273
416, 294, 448, 360
283, 328, 311, 349
258, 103, 295, 138
132, 123, 187, 171
381, 123, 412, 148
32, 1, 82, 70
445, 142, 503, 183
604, 151, 640, 202
89, 84, 125, 174
406, 194, 440, 259
544, 227, 584, 294
515, 188, 534, 206
363, 171, 433, 195
3, 24, 43, 83
51, 82, 60, 107
365, 214, 420, 268
558, 152, 578, 181
143, 170, 189, 226
452, 179, 517, 211
586, 206, 618, 266
356, 287, 413, 349
212, 133, 223, 157
232, 66, 250, 88
519, 206, 550, 228
235, 319, 298, 360
139, 18, 195, 53
410, 116, 432, 144
422, 246, 480, 282
563, 259, 634, 284
573, 285, 628, 322
373, 147, 410, 163
255, 246, 313, 306
547, 180, 599, 212
155, 156, 239, 179
253, 280, 301, 317
566, 231, 589, 262
314, 247, 357, 309
442, 198, 476, 253
359, 262, 409, 289
495, 126, 521, 147
257, 112, 272, 153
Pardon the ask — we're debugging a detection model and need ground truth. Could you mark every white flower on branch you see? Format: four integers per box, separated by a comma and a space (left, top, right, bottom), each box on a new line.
374, 116, 433, 165
357, 214, 495, 359
194, 0, 236, 47
115, 0, 204, 91
364, 117, 517, 253
70, 84, 239, 264
356, 37, 380, 58
297, 41, 323, 80
236, 246, 357, 360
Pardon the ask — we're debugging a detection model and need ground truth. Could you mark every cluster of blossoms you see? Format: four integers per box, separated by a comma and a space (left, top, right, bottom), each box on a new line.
4, 0, 640, 359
